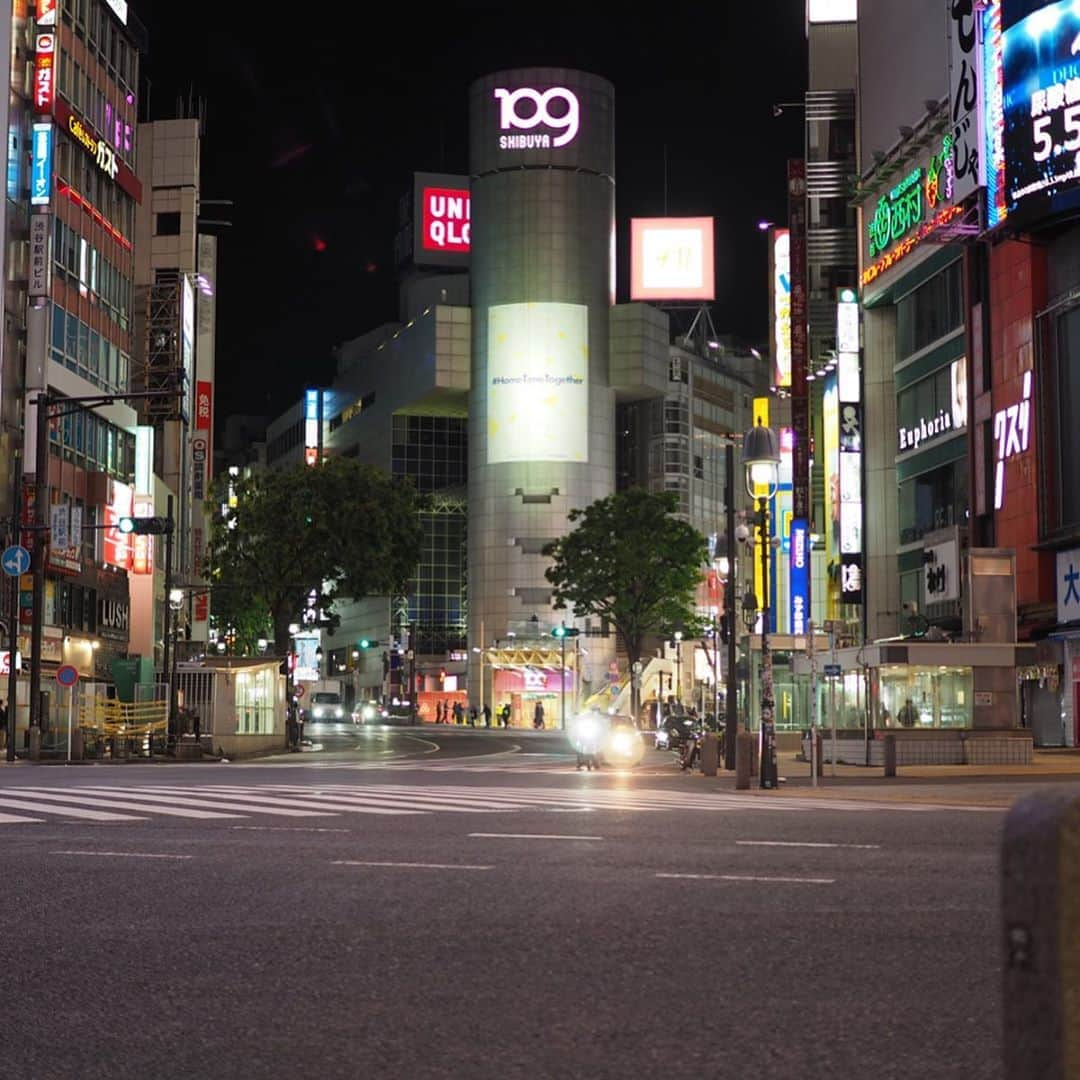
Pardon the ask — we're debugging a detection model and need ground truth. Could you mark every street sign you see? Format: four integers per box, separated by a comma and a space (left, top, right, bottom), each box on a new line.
293, 685, 306, 699
823, 663, 842, 677
2, 545, 30, 577
56, 664, 79, 687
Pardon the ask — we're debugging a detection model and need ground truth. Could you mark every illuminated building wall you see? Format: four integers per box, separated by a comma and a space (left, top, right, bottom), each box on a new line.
467, 68, 616, 687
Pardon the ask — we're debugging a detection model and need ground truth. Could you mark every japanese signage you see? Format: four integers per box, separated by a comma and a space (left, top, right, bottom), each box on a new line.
34, 33, 55, 114
993, 369, 1032, 510
788, 159, 810, 523
770, 228, 791, 388
789, 518, 809, 636
494, 86, 579, 149
1001, 0, 1080, 219
131, 496, 153, 575
35, 0, 57, 26
837, 295, 862, 610
948, 0, 983, 203
31, 122, 52, 206
983, 0, 1008, 228
1057, 547, 1080, 624
103, 481, 133, 570
0, 651, 22, 676
53, 100, 142, 203
29, 212, 51, 297
840, 552, 863, 605
195, 381, 212, 430
629, 218, 715, 301
924, 534, 961, 606
191, 435, 208, 502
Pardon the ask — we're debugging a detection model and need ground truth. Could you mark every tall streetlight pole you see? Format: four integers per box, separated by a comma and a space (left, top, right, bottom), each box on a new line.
673, 629, 683, 704
743, 420, 781, 790
724, 443, 738, 770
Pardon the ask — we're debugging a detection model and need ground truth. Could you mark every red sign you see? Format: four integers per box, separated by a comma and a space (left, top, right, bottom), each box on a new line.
421, 187, 470, 253
36, 0, 58, 25
53, 99, 142, 204
195, 381, 212, 431
294, 684, 305, 699
131, 496, 153, 575
103, 480, 133, 570
34, 34, 54, 114
0, 651, 20, 676
193, 592, 209, 623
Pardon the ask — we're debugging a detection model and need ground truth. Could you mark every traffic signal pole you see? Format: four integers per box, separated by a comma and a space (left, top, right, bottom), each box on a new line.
162, 495, 175, 747
7, 455, 21, 761
28, 392, 49, 741
724, 442, 738, 771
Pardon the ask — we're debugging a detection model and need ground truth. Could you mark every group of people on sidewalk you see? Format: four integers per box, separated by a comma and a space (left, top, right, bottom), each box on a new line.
432, 700, 548, 729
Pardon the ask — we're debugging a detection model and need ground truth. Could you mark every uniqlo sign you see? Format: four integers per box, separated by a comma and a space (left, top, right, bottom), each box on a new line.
421, 188, 470, 253
34, 34, 55, 115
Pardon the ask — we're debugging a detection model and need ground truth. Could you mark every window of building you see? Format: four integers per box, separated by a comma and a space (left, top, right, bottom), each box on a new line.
896, 259, 963, 360
898, 457, 968, 545
1038, 300, 1080, 538
155, 212, 181, 236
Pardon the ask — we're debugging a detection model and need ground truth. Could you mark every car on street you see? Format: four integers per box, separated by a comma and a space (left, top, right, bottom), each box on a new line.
306, 691, 347, 722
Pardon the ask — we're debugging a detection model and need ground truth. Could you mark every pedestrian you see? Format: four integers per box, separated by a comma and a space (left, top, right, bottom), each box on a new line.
469, 705, 478, 727
483, 703, 491, 728
501, 702, 512, 728
533, 700, 545, 730
898, 698, 918, 728
191, 707, 201, 743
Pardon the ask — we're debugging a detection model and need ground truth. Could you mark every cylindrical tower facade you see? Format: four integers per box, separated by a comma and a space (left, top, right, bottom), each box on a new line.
467, 68, 616, 699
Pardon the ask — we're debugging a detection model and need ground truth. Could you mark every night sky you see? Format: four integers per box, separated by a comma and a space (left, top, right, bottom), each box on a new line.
136, 5, 808, 431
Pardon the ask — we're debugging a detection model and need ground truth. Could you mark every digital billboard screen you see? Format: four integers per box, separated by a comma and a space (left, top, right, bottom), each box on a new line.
1002, 0, 1080, 221
630, 218, 715, 301
487, 302, 588, 465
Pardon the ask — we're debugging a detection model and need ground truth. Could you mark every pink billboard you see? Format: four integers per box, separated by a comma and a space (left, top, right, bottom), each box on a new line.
630, 217, 715, 301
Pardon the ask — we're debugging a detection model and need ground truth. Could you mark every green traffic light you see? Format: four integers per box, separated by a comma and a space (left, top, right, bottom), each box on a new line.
118, 517, 134, 534
359, 638, 372, 649
552, 626, 566, 638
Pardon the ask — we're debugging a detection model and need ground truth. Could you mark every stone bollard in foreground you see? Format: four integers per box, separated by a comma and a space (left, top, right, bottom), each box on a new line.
700, 732, 719, 777
1001, 788, 1080, 1079
884, 733, 897, 778
735, 731, 756, 791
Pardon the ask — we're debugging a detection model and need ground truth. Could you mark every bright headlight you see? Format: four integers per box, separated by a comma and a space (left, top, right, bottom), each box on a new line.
362, 705, 376, 721
611, 731, 635, 756
312, 707, 324, 718
335, 707, 344, 718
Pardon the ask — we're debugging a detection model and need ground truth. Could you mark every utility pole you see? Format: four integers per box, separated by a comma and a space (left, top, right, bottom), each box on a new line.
6, 456, 20, 761
162, 494, 175, 748
725, 442, 738, 770
559, 622, 567, 731
28, 391, 49, 742
408, 620, 416, 726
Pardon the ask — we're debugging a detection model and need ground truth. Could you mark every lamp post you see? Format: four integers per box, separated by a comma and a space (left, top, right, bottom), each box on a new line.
743, 419, 781, 790
673, 630, 683, 704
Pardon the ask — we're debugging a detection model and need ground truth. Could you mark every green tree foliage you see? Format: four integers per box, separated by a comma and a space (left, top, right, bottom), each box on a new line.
542, 488, 709, 675
206, 458, 425, 655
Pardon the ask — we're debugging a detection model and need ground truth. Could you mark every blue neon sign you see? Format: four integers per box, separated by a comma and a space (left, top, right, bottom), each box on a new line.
789, 518, 809, 637
31, 122, 52, 206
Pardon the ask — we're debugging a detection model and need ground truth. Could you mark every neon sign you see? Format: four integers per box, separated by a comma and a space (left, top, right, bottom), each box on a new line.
494, 86, 579, 149
53, 100, 141, 203
861, 204, 963, 287
993, 370, 1032, 510
34, 33, 54, 115
31, 122, 52, 206
421, 187, 470, 252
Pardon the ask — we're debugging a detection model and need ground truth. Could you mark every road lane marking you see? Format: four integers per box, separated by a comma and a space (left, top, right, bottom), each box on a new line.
0, 796, 145, 822
468, 833, 603, 841
0, 810, 44, 823
12, 789, 241, 820
229, 826, 351, 833
73, 787, 334, 818
51, 850, 193, 860
101, 787, 420, 817
332, 860, 492, 871
735, 840, 881, 850
656, 872, 835, 884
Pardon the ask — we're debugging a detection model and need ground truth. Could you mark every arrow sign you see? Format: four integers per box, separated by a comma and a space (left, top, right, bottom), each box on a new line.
2, 545, 30, 577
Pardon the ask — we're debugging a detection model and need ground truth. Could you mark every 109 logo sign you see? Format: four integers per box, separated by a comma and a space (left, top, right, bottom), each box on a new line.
494, 86, 579, 149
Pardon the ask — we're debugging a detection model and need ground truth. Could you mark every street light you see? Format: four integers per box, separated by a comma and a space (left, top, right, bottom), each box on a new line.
551, 624, 580, 731
672, 629, 683, 704
743, 419, 781, 790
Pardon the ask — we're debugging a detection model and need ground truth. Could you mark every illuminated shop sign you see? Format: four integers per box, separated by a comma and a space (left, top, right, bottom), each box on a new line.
771, 228, 791, 387
984, 1, 1007, 227
29, 212, 51, 297
947, 0, 983, 203
993, 369, 1032, 510
836, 288, 858, 354
104, 0, 128, 25
808, 0, 856, 21
53, 100, 142, 203
131, 496, 153, 576
31, 122, 52, 206
422, 187, 470, 252
862, 204, 964, 287
867, 138, 955, 260
923, 535, 961, 605
789, 518, 809, 636
897, 357, 968, 453
630, 217, 716, 302
1001, 0, 1080, 218
34, 33, 55, 114
103, 481, 133, 571
494, 86, 579, 149
487, 302, 588, 465
35, 0, 57, 26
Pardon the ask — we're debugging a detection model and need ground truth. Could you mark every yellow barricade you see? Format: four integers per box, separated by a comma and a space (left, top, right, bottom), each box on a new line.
78, 698, 168, 740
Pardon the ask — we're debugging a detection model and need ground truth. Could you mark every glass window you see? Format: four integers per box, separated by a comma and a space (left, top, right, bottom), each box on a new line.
64, 310, 77, 361
880, 666, 973, 729
52, 305, 65, 353
235, 669, 277, 735
896, 260, 963, 359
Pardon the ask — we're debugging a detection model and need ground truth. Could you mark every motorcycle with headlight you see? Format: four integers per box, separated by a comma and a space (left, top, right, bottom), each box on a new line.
568, 711, 607, 770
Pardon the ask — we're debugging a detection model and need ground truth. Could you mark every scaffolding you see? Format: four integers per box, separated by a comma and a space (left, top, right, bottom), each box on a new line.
133, 270, 187, 422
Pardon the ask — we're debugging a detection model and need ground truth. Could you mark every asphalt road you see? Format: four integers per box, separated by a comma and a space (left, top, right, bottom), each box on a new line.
0, 726, 1050, 1080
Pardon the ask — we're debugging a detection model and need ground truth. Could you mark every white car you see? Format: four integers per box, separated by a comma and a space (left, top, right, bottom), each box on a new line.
307, 692, 347, 721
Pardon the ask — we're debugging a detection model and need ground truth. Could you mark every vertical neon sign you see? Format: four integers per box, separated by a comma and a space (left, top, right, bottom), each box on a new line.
983, 0, 1007, 228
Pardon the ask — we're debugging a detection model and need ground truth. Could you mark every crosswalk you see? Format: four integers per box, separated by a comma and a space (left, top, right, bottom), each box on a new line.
0, 782, 999, 826
313, 753, 575, 773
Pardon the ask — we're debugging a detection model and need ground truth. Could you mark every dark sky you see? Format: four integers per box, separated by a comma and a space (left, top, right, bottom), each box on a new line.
136, 5, 808, 428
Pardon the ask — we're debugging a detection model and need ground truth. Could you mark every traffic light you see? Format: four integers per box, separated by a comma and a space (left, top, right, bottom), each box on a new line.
117, 516, 173, 535
357, 638, 377, 649
551, 625, 581, 639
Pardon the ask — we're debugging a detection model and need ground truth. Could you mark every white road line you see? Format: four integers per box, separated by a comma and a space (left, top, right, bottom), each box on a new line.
656, 873, 836, 884
332, 860, 492, 871
0, 810, 44, 823
51, 850, 193, 860
237, 786, 537, 811
0, 796, 144, 822
468, 832, 603, 841
72, 787, 336, 818
101, 788, 420, 817
229, 826, 351, 833
13, 789, 241, 820
735, 840, 881, 850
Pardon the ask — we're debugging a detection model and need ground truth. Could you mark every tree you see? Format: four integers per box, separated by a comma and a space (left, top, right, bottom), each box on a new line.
205, 458, 425, 656
543, 489, 709, 704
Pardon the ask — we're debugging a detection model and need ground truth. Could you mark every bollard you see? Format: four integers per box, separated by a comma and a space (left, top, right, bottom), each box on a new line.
71, 727, 84, 762
700, 732, 719, 776
884, 733, 897, 778
735, 731, 755, 790
1001, 789, 1080, 1079
29, 726, 41, 761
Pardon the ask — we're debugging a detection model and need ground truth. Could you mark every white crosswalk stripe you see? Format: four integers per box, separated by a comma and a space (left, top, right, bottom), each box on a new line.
0, 781, 999, 826
319, 753, 577, 773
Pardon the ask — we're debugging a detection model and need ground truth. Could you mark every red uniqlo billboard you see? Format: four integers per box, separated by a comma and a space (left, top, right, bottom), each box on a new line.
34, 34, 55, 115
421, 187, 470, 253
